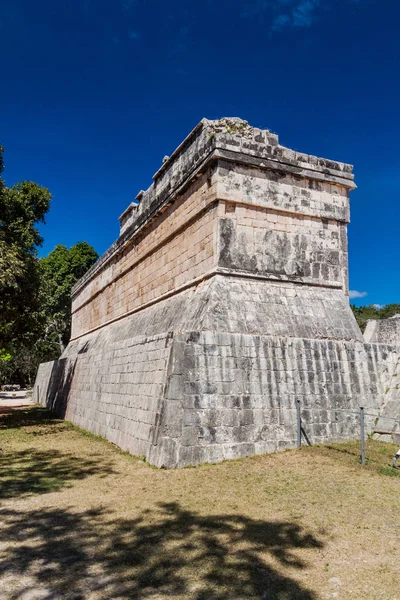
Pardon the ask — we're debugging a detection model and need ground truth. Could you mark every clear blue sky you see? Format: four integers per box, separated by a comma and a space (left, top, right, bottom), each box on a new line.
0, 0, 399, 307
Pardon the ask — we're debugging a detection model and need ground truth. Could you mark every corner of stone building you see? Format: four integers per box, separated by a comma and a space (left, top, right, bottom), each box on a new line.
33, 356, 77, 418
147, 438, 179, 468
145, 332, 187, 468
363, 319, 378, 343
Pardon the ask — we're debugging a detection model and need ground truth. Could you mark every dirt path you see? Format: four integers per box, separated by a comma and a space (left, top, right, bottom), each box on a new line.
0, 395, 34, 415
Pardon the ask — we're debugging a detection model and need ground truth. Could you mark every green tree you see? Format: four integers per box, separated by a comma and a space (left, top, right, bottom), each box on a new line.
39, 242, 98, 354
0, 146, 97, 386
0, 146, 52, 349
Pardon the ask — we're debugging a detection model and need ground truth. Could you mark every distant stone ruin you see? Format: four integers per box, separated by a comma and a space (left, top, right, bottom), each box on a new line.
34, 117, 400, 466
364, 314, 400, 345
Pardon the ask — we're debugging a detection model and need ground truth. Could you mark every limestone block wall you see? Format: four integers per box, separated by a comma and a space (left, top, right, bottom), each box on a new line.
364, 315, 400, 345
71, 172, 218, 339
70, 117, 355, 342
215, 161, 349, 291
181, 275, 362, 342
215, 161, 349, 222
34, 117, 400, 467
362, 315, 400, 439
68, 334, 172, 456
217, 209, 346, 289
34, 275, 400, 467
34, 360, 58, 409
34, 332, 174, 459
34, 281, 214, 459
151, 333, 400, 467
34, 295, 400, 467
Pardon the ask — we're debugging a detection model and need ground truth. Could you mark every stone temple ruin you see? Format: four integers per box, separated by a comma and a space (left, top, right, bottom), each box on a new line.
34, 117, 400, 467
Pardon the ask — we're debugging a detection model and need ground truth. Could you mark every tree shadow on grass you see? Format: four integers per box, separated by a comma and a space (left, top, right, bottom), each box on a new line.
0, 448, 115, 499
0, 406, 115, 499
0, 406, 61, 429
0, 502, 323, 600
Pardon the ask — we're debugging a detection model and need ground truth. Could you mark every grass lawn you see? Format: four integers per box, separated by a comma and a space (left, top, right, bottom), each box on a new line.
0, 405, 399, 600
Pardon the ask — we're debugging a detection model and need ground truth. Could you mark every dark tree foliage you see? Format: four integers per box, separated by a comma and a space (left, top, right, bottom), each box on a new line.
0, 146, 52, 349
39, 242, 99, 354
1, 242, 99, 386
0, 145, 4, 193
351, 304, 400, 332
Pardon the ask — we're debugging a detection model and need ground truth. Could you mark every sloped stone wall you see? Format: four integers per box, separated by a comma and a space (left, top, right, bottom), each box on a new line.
151, 332, 400, 467
34, 323, 400, 468
34, 333, 172, 458
34, 276, 400, 467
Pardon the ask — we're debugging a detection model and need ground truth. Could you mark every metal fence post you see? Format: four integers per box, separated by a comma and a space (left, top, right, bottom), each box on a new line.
360, 406, 365, 465
296, 399, 301, 448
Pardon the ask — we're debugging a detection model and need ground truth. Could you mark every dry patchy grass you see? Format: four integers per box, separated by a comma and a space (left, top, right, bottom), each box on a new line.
0, 406, 399, 600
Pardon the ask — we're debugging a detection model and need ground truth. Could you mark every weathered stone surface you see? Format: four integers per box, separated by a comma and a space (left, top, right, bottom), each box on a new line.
362, 315, 400, 441
364, 314, 400, 344
34, 117, 400, 466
